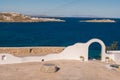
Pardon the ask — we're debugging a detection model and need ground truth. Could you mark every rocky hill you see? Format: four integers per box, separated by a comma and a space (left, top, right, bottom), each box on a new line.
0, 12, 65, 22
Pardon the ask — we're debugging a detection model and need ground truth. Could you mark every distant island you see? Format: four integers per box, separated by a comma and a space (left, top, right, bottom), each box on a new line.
80, 19, 116, 23
0, 12, 65, 22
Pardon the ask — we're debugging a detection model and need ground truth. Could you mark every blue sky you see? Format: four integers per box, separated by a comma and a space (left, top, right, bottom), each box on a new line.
0, 0, 120, 18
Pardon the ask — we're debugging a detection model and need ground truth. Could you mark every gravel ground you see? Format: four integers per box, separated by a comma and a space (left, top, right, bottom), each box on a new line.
0, 60, 120, 80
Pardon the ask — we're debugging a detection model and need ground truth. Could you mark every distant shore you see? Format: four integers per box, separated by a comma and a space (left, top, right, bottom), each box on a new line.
0, 12, 65, 22
80, 19, 116, 23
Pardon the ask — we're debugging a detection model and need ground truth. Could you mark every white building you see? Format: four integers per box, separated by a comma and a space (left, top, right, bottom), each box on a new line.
0, 38, 120, 64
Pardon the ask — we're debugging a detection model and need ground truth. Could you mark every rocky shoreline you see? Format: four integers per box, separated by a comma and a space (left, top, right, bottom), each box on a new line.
0, 12, 65, 22
80, 19, 116, 23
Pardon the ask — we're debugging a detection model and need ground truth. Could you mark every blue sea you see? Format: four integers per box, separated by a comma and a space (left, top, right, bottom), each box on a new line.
0, 17, 120, 47
0, 18, 120, 59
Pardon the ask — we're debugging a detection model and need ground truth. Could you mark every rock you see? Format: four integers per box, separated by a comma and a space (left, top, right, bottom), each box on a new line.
0, 12, 65, 22
80, 19, 116, 23
41, 63, 59, 73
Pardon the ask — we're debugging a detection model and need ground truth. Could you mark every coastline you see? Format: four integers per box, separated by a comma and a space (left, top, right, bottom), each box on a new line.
0, 47, 65, 57
0, 12, 65, 22
0, 19, 65, 23
80, 19, 116, 23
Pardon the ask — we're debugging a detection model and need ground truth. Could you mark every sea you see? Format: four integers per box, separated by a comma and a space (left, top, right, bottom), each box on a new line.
0, 17, 120, 59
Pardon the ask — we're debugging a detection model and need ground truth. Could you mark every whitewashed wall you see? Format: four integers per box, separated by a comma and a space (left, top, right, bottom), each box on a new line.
107, 51, 120, 64
0, 54, 21, 64
0, 38, 120, 64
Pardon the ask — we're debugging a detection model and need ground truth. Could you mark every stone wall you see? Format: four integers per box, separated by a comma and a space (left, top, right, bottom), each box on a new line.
0, 47, 65, 57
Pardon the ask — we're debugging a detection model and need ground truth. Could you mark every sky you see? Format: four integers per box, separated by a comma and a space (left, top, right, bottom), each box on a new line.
0, 0, 120, 18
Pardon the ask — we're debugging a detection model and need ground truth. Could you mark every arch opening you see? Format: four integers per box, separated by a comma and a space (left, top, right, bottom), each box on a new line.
88, 42, 102, 60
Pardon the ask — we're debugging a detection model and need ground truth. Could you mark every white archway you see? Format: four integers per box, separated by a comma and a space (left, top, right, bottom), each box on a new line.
86, 39, 106, 61
0, 38, 111, 64
88, 42, 101, 60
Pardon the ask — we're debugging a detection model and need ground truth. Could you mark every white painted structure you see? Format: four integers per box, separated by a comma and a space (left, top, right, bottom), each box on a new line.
0, 38, 120, 64
107, 51, 120, 64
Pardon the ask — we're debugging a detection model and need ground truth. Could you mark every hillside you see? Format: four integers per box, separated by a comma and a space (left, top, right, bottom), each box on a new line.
0, 12, 65, 22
